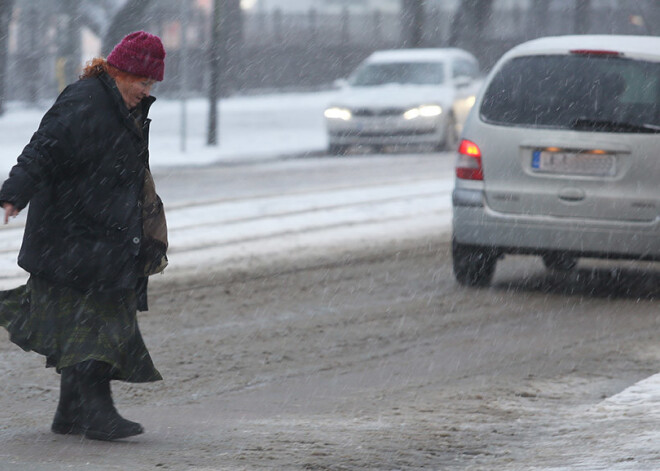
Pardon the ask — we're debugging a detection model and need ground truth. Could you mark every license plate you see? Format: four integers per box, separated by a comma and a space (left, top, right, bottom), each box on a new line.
531, 150, 616, 177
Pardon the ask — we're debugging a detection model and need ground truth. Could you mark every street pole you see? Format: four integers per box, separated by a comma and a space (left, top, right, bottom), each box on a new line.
207, 0, 221, 146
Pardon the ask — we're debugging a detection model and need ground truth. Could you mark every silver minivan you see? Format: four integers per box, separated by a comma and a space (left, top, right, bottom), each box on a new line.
452, 35, 660, 286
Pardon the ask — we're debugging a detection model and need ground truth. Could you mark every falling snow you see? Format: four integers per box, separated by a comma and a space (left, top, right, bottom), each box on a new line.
0, 90, 657, 469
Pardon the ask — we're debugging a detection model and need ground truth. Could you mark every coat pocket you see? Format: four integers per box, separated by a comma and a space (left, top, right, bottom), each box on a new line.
61, 227, 135, 288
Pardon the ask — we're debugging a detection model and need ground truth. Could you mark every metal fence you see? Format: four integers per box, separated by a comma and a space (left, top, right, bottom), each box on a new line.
6, 4, 658, 102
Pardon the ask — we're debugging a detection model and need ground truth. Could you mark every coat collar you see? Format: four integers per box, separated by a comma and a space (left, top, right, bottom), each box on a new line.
98, 72, 156, 139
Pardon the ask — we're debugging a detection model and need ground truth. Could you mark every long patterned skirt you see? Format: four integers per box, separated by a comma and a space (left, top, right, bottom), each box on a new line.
0, 275, 161, 383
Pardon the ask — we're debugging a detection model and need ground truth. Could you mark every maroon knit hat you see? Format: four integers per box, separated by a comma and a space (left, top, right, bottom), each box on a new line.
107, 31, 166, 82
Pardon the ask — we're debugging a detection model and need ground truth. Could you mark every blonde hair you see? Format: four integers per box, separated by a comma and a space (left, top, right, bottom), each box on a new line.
80, 57, 146, 83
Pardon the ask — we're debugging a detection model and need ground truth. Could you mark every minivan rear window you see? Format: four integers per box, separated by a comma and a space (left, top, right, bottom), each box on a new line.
480, 55, 660, 131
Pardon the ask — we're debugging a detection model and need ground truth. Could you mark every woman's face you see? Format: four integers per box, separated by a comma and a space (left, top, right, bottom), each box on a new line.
115, 77, 156, 109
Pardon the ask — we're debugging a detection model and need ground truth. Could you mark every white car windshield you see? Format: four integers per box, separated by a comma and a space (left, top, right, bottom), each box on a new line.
349, 62, 445, 86
481, 54, 660, 132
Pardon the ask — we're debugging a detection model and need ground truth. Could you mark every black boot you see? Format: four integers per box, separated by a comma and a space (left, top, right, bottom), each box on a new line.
77, 360, 144, 441
51, 367, 82, 435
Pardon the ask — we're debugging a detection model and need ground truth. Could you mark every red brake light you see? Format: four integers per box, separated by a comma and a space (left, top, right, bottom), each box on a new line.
456, 139, 483, 180
458, 139, 481, 157
570, 49, 622, 57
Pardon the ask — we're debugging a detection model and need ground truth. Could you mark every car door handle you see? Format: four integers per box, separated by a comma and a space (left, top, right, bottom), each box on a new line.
558, 187, 586, 202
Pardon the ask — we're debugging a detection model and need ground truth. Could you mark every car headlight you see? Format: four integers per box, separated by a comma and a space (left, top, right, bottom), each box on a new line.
403, 105, 443, 120
324, 107, 352, 121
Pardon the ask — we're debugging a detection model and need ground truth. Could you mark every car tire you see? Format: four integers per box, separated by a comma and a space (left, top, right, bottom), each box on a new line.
328, 144, 348, 156
542, 253, 578, 271
452, 240, 497, 287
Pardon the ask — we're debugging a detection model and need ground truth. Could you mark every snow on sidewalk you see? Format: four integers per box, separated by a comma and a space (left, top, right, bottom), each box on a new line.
0, 91, 335, 174
531, 373, 660, 470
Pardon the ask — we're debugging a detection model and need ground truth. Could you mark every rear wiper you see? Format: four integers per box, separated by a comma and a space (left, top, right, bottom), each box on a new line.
571, 117, 660, 133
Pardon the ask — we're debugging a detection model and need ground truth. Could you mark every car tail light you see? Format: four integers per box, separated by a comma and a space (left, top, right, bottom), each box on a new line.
456, 139, 483, 180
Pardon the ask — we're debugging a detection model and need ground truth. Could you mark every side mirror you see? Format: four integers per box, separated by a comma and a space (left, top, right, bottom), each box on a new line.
454, 76, 472, 88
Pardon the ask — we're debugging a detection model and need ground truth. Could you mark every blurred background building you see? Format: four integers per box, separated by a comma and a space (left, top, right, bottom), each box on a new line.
0, 0, 657, 107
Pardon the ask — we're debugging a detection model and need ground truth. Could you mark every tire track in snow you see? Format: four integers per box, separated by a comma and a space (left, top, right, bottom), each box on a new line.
0, 176, 454, 285
166, 179, 452, 255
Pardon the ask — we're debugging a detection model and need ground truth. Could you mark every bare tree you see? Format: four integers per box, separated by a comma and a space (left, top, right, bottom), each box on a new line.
79, 0, 120, 38
401, 0, 424, 48
221, 0, 242, 96
574, 0, 591, 34
644, 0, 658, 35
0, 0, 12, 115
58, 0, 81, 88
102, 0, 154, 55
530, 0, 551, 38
208, 0, 243, 145
449, 0, 493, 53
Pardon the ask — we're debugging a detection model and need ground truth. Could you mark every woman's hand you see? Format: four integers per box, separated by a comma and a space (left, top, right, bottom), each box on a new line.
2, 202, 19, 224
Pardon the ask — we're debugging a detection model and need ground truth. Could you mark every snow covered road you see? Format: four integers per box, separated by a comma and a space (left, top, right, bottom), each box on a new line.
0, 91, 658, 469
165, 173, 453, 279
0, 154, 455, 287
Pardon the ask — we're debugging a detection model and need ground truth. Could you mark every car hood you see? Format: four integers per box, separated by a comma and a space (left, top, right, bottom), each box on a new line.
330, 84, 454, 109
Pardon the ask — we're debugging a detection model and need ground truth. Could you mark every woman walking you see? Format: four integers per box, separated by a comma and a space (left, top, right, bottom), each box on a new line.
0, 31, 168, 441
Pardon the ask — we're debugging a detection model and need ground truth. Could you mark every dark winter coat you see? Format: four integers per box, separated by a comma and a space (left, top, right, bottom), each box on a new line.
0, 73, 155, 303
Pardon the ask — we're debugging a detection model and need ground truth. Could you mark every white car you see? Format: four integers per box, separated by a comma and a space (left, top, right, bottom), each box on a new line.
452, 35, 660, 286
324, 48, 481, 155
